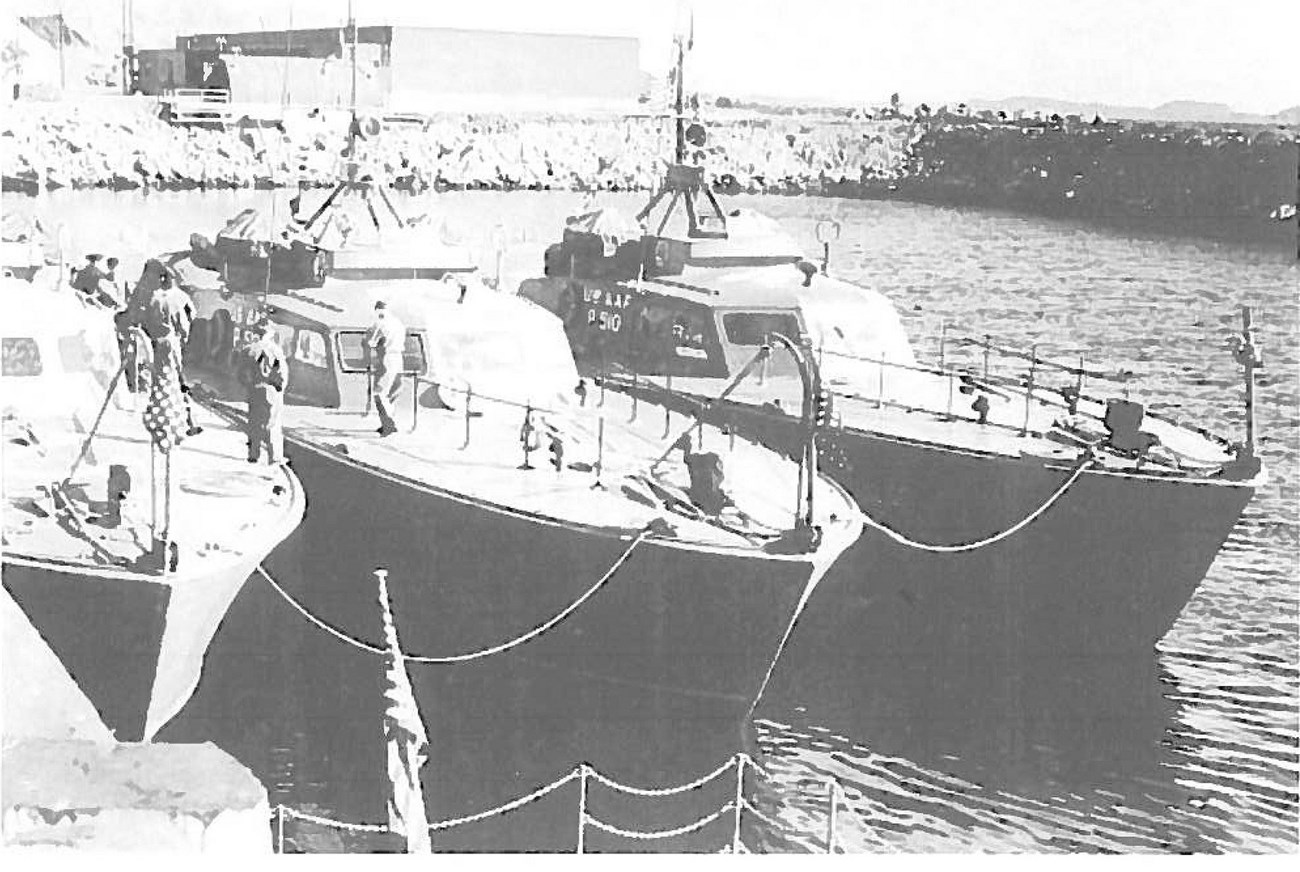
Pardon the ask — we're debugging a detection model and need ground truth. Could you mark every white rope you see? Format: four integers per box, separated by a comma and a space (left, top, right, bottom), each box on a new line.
857, 457, 1094, 553
739, 798, 785, 832
583, 801, 735, 841
253, 525, 651, 663
429, 768, 581, 831
279, 807, 390, 833
587, 753, 749, 797
255, 565, 385, 654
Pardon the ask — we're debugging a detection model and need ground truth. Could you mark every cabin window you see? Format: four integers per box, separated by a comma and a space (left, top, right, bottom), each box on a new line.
335, 330, 427, 375
293, 329, 330, 370
722, 312, 802, 347
2, 337, 42, 377
57, 334, 95, 373
268, 322, 295, 357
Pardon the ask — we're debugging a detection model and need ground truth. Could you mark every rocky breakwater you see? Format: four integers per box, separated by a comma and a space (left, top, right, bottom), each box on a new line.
0, 96, 917, 194
2, 588, 271, 853
885, 110, 1299, 248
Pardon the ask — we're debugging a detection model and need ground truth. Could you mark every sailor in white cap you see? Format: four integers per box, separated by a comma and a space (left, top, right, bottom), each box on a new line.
365, 299, 406, 437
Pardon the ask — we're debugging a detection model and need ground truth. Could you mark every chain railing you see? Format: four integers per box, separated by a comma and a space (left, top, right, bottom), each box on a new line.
272, 751, 851, 854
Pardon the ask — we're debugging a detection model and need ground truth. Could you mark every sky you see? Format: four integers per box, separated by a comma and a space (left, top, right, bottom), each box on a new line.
15, 0, 1300, 114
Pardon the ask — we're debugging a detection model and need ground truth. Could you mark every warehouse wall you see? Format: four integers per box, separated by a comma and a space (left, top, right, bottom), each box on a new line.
388, 27, 640, 113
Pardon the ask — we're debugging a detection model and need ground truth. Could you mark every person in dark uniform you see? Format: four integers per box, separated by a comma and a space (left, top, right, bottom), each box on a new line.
71, 254, 115, 307
115, 259, 170, 394
365, 300, 406, 437
238, 321, 288, 465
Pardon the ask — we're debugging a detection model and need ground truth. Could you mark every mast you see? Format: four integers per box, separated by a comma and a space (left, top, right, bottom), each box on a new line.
673, 28, 686, 164
57, 3, 66, 93
634, 9, 727, 241
349, 0, 358, 122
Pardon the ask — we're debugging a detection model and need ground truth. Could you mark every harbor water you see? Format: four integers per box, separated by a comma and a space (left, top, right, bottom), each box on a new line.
5, 188, 1296, 851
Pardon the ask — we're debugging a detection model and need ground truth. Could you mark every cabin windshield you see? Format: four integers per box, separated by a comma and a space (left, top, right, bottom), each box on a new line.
717, 310, 805, 377
336, 330, 428, 375
2, 337, 42, 377
721, 311, 802, 347
797, 287, 917, 371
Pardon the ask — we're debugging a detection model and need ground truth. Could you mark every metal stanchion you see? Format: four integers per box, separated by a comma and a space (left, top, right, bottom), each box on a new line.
592, 417, 605, 490
945, 368, 955, 420
576, 764, 589, 854
409, 375, 420, 432
731, 754, 745, 853
461, 385, 474, 449
825, 780, 839, 854
1022, 343, 1037, 436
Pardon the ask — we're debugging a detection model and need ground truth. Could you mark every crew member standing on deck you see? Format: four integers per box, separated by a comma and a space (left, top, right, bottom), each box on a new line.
141, 268, 203, 436
366, 300, 406, 437
238, 321, 288, 465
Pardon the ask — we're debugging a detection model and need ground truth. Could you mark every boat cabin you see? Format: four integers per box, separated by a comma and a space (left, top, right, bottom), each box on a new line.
2, 285, 120, 428
520, 211, 917, 387
190, 276, 581, 415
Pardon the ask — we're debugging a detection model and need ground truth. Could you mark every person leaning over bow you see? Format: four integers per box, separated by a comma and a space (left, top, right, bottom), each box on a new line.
238, 320, 288, 465
365, 299, 406, 437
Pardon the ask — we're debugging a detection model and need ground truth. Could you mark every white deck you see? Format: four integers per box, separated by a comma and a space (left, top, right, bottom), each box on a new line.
3, 394, 300, 581
272, 382, 857, 554
654, 368, 1234, 473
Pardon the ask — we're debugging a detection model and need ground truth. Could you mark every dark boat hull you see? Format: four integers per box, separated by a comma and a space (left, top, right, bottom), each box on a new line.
1, 553, 262, 743
253, 433, 825, 850
643, 391, 1255, 786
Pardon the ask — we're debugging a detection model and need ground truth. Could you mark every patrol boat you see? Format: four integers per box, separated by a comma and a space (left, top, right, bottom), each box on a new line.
516, 31, 1264, 778
164, 193, 861, 848
1, 275, 305, 743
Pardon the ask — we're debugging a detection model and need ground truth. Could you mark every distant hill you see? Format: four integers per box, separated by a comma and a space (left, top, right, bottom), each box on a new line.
960, 95, 1294, 126
1274, 105, 1300, 126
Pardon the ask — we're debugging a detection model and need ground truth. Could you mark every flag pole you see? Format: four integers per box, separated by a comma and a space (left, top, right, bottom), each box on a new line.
376, 568, 432, 853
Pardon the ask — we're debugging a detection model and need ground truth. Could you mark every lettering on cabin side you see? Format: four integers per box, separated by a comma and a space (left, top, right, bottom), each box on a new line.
582, 286, 632, 333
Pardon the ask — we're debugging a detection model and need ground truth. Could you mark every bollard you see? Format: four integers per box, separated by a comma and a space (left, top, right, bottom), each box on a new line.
629, 375, 639, 423
825, 780, 839, 854
876, 358, 885, 408
576, 765, 589, 854
276, 804, 285, 854
982, 333, 991, 380
945, 368, 955, 420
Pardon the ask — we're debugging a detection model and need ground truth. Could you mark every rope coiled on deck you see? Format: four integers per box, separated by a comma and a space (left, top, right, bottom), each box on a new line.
254, 524, 650, 663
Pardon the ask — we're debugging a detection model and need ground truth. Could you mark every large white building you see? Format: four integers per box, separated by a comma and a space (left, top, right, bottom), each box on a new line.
169, 25, 644, 115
